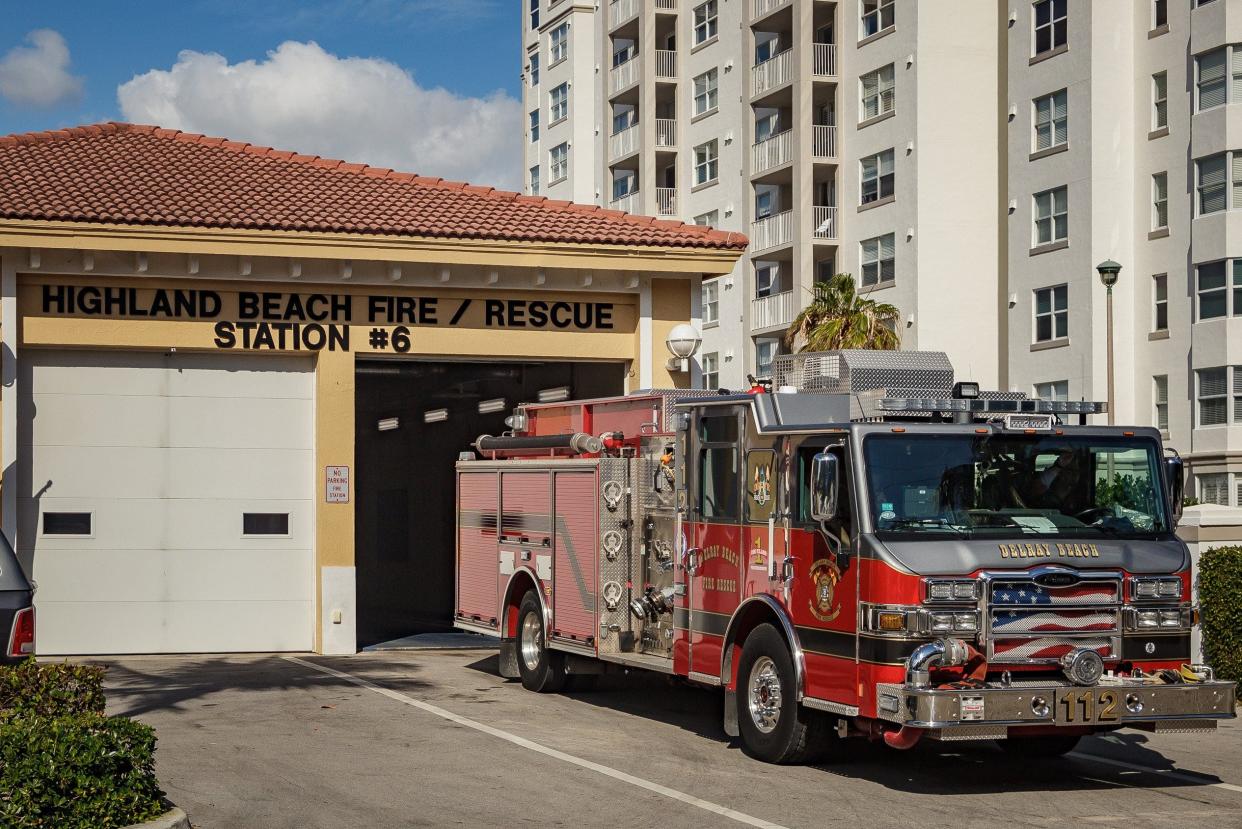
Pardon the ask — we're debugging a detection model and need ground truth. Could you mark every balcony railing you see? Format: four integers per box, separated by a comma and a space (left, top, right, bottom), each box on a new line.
812, 125, 837, 159
812, 43, 838, 77
609, 124, 638, 161
656, 187, 677, 216
655, 0, 677, 8
610, 0, 638, 28
751, 130, 792, 174
751, 49, 792, 97
612, 191, 641, 214
812, 206, 838, 240
751, 290, 796, 330
752, 0, 792, 20
655, 118, 677, 147
751, 210, 793, 252
610, 57, 639, 94
655, 49, 676, 78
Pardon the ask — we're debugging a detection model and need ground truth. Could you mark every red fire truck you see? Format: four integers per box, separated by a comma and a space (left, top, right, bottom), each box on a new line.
454, 351, 1236, 763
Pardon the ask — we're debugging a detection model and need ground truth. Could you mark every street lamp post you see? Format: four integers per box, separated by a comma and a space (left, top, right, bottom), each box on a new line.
1096, 260, 1122, 426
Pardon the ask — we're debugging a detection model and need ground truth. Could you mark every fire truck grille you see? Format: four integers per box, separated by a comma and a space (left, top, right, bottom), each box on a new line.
985, 577, 1122, 665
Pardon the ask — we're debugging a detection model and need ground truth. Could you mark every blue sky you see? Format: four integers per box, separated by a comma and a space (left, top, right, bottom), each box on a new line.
0, 1, 526, 188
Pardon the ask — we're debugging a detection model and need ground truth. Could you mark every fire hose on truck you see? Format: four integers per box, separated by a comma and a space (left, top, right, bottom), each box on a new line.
454, 350, 1236, 764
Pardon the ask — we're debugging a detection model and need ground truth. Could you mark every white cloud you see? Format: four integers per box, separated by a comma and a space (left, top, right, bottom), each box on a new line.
118, 41, 522, 191
0, 29, 84, 108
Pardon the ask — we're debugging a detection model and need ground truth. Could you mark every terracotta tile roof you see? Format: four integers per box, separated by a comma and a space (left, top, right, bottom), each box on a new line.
0, 122, 747, 251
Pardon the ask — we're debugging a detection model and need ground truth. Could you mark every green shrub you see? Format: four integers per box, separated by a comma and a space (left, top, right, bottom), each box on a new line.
1200, 546, 1242, 696
0, 712, 165, 828
0, 660, 105, 719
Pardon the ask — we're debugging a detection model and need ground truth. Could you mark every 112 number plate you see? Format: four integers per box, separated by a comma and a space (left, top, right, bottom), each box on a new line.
1055, 688, 1121, 723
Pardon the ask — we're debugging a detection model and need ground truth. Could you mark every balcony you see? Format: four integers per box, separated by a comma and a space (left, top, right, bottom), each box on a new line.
751, 50, 792, 97
751, 130, 792, 175
612, 191, 641, 214
655, 118, 677, 148
610, 0, 638, 28
656, 187, 677, 216
610, 57, 639, 94
752, 0, 792, 21
813, 44, 837, 77
812, 206, 838, 241
751, 290, 796, 330
655, 49, 677, 79
751, 210, 793, 252
609, 124, 638, 161
812, 125, 837, 159
655, 0, 677, 8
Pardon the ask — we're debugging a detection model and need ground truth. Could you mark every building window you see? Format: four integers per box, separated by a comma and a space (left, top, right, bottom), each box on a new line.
694, 140, 718, 186
1033, 186, 1068, 246
693, 210, 719, 226
1198, 473, 1229, 506
1035, 380, 1068, 401
693, 0, 718, 45
550, 22, 569, 65
1153, 72, 1167, 129
1152, 172, 1168, 229
529, 53, 540, 87
1034, 284, 1068, 342
1153, 273, 1168, 331
1033, 0, 1067, 56
860, 149, 894, 204
1197, 47, 1227, 110
1198, 367, 1228, 426
1197, 153, 1228, 214
243, 513, 290, 536
613, 40, 637, 67
549, 83, 568, 124
861, 0, 895, 38
42, 512, 92, 536
612, 169, 637, 200
529, 0, 539, 30
549, 143, 568, 183
1154, 0, 1167, 28
754, 188, 776, 219
860, 233, 895, 287
702, 279, 719, 326
755, 337, 781, 378
529, 165, 540, 196
1154, 375, 1169, 431
693, 69, 718, 116
1033, 89, 1067, 151
612, 105, 637, 135
701, 352, 720, 390
860, 65, 895, 121
755, 262, 779, 298
529, 110, 539, 143
1195, 260, 1242, 320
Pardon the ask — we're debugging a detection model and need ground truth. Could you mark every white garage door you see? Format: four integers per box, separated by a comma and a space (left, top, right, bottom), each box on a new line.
18, 350, 314, 654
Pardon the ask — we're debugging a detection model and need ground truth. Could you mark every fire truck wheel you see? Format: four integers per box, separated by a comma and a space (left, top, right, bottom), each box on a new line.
516, 590, 566, 692
997, 734, 1081, 757
736, 624, 830, 764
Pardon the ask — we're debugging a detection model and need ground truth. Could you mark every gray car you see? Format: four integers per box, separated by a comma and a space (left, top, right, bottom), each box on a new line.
0, 533, 33, 663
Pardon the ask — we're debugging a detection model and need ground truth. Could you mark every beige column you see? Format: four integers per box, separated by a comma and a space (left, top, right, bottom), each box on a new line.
315, 347, 357, 654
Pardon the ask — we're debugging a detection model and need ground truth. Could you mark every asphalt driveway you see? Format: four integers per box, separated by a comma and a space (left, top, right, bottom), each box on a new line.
92, 650, 1242, 829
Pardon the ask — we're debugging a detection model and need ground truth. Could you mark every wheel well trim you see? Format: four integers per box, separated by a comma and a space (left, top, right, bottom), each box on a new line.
720, 594, 806, 701
501, 566, 550, 643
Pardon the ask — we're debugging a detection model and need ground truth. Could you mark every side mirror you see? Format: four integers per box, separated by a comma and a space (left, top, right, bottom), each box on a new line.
1164, 452, 1184, 526
810, 452, 840, 523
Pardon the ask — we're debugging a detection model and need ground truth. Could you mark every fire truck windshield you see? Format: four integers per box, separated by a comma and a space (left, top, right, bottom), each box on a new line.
862, 433, 1171, 539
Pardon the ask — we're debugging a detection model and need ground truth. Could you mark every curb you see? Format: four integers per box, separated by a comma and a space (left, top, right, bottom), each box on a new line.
125, 807, 190, 829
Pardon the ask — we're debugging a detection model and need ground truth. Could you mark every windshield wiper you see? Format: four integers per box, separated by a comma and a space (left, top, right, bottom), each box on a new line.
886, 518, 969, 537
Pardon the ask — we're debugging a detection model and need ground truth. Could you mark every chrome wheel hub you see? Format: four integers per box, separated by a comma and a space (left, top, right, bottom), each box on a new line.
519, 611, 543, 672
747, 656, 782, 734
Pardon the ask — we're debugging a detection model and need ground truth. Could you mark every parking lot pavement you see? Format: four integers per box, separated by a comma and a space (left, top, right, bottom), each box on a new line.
97, 650, 1242, 829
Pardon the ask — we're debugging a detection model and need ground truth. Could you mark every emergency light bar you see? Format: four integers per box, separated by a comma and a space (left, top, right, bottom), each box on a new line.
878, 397, 1106, 415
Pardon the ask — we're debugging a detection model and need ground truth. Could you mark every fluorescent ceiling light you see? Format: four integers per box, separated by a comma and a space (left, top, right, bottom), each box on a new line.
424, 409, 449, 423
478, 398, 507, 414
537, 386, 570, 403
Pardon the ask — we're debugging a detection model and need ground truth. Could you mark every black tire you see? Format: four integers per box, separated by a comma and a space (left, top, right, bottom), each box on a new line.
515, 590, 566, 692
998, 734, 1082, 757
736, 624, 832, 764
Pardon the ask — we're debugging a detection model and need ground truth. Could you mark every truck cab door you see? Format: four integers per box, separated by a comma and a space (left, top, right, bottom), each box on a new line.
677, 406, 745, 680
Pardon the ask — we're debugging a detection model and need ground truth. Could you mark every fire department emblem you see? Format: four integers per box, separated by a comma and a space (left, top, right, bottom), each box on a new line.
808, 558, 841, 622
749, 537, 767, 571
750, 461, 772, 506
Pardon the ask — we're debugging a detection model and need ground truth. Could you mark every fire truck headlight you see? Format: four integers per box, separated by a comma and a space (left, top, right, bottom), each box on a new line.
954, 613, 978, 632
929, 612, 956, 632
1159, 609, 1185, 628
1130, 577, 1181, 601
926, 579, 977, 602
1135, 610, 1160, 629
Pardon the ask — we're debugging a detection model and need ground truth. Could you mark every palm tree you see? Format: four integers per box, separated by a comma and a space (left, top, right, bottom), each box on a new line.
782, 273, 901, 352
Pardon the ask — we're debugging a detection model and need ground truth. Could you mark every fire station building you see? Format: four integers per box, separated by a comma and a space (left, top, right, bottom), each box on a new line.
0, 123, 745, 655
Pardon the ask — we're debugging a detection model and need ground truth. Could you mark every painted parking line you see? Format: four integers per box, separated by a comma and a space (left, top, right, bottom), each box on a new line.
1071, 752, 1242, 795
285, 656, 789, 829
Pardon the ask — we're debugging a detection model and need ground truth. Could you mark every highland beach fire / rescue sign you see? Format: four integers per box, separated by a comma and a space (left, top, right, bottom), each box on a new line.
38, 284, 622, 352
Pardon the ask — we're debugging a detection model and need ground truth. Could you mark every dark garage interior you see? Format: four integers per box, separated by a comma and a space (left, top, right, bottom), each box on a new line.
354, 359, 627, 646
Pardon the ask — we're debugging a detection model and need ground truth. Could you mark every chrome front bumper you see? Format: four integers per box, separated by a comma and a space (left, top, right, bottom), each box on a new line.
876, 679, 1237, 738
